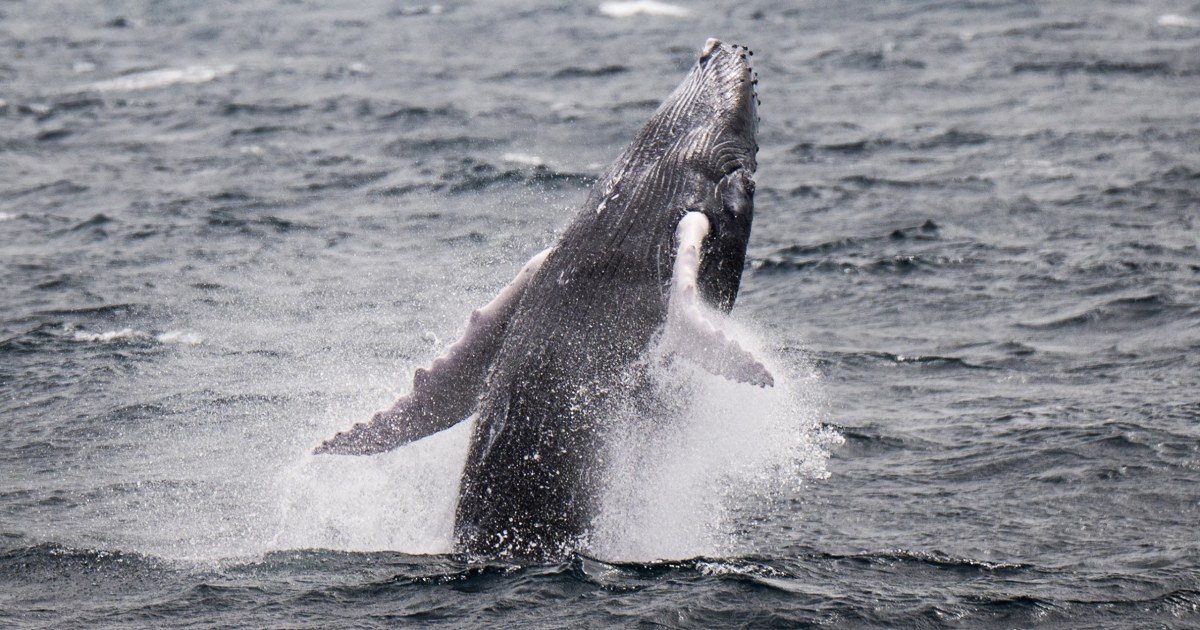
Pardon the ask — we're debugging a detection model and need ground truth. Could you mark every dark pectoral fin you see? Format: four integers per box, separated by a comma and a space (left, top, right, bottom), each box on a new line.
314, 248, 552, 455
663, 212, 773, 387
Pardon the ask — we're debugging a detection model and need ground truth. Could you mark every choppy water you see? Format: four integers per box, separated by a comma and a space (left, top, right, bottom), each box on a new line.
3, 0, 1199, 627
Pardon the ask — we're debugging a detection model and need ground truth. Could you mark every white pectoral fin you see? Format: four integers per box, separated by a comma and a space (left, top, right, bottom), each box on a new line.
664, 212, 774, 387
314, 248, 552, 455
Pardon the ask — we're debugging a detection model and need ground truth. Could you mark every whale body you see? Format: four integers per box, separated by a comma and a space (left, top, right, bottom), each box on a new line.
315, 39, 769, 560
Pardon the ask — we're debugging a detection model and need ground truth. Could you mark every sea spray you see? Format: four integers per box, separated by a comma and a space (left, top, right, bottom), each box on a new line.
267, 318, 835, 561
590, 320, 836, 561
270, 421, 469, 554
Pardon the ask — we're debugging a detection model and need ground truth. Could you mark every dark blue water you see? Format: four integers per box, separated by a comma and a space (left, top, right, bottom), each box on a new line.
3, 1, 1199, 627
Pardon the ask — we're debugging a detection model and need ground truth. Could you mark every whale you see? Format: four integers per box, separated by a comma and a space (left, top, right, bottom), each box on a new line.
315, 38, 769, 560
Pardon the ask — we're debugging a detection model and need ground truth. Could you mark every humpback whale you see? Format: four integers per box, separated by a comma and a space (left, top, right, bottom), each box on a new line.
315, 38, 768, 560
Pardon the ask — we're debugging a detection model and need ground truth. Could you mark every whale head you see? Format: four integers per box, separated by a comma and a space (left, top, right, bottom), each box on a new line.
562, 39, 760, 312
612, 38, 758, 189
653, 38, 759, 311
670, 38, 759, 178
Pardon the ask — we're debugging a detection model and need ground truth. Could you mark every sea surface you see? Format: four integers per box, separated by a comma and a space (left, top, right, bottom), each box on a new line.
2, 0, 1199, 627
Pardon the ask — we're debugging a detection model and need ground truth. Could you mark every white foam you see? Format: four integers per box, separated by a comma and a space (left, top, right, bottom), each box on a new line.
162, 296, 831, 562
269, 420, 470, 553
259, 317, 835, 561
590, 321, 837, 562
501, 152, 547, 168
69, 327, 203, 345
0, 212, 15, 221
1158, 14, 1200, 28
156, 330, 204, 345
88, 64, 236, 92
696, 560, 788, 577
73, 328, 138, 342
599, 1, 689, 18
393, 4, 443, 16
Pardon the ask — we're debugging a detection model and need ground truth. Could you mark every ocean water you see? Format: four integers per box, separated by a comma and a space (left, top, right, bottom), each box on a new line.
2, 0, 1199, 627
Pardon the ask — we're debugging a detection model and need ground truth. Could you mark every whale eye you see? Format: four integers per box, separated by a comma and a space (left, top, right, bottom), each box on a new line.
719, 170, 754, 219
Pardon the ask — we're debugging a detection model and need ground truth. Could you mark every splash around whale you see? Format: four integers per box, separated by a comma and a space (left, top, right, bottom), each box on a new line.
315, 39, 766, 561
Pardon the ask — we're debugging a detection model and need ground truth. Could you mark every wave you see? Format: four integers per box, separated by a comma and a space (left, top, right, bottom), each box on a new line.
86, 64, 237, 92
206, 208, 314, 235
1017, 293, 1183, 331
824, 350, 999, 371
297, 170, 391, 193
807, 47, 926, 71
552, 65, 628, 79
219, 97, 468, 132
748, 220, 992, 278
383, 135, 503, 156
0, 541, 170, 576
768, 221, 942, 258
818, 548, 1030, 575
220, 101, 311, 117
1066, 164, 1200, 212
1159, 14, 1200, 28
0, 178, 90, 201
997, 20, 1089, 38
754, 252, 973, 275
792, 129, 995, 163
33, 304, 141, 319
70, 327, 201, 346
377, 103, 466, 124
1013, 59, 1193, 76
839, 173, 995, 191
3, 540, 1195, 628
369, 156, 593, 197
0, 322, 202, 354
926, 416, 1200, 486
598, 1, 689, 18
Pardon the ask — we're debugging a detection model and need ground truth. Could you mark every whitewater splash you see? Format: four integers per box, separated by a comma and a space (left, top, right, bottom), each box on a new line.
72, 284, 833, 563
598, 1, 689, 19
270, 318, 836, 562
590, 321, 836, 562
86, 64, 236, 92
271, 423, 468, 554
69, 326, 203, 345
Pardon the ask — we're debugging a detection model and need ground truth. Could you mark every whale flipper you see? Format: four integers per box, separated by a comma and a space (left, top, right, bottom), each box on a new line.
314, 248, 552, 455
664, 212, 773, 387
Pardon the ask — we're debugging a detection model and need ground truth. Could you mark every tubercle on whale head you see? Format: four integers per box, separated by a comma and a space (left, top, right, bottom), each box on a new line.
585, 38, 759, 207
611, 38, 758, 188
680, 38, 759, 177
